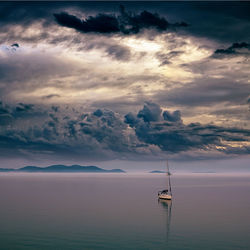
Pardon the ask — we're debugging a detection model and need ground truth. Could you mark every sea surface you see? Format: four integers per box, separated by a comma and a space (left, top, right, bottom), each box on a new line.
0, 173, 250, 250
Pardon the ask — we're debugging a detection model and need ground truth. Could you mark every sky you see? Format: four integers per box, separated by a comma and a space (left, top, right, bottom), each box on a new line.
0, 1, 249, 170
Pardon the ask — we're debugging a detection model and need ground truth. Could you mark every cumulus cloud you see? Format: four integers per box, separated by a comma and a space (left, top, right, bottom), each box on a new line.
0, 102, 249, 161
0, 103, 139, 160
0, 101, 13, 126
163, 110, 182, 122
137, 102, 162, 122
15, 103, 34, 112
124, 102, 250, 154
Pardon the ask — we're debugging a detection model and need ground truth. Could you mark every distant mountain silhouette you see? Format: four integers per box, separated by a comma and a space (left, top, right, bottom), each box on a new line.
0, 168, 15, 172
0, 165, 125, 173
149, 170, 166, 173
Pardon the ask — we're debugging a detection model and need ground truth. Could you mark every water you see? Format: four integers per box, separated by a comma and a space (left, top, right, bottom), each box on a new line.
0, 173, 250, 250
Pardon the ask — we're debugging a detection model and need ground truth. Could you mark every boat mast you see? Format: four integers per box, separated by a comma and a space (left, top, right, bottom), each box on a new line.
166, 160, 172, 195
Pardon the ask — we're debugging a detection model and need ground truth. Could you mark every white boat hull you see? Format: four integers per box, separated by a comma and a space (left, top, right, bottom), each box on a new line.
158, 194, 172, 200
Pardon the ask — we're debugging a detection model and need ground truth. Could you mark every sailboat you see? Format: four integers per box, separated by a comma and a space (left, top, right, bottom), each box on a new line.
158, 160, 172, 200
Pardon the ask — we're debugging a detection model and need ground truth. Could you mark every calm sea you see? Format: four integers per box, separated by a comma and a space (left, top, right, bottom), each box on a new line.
0, 173, 249, 250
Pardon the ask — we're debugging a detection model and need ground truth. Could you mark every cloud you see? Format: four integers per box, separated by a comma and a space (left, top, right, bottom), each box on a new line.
0, 102, 249, 161
213, 42, 250, 58
11, 43, 19, 48
0, 104, 138, 160
0, 101, 47, 126
137, 102, 162, 122
0, 101, 10, 114
0, 101, 13, 125
0, 114, 13, 126
54, 6, 187, 35
1, 1, 250, 45
15, 103, 34, 112
7, 43, 20, 52
103, 43, 131, 61
156, 51, 183, 66
54, 12, 120, 34
125, 102, 250, 154
42, 94, 61, 99
0, 2, 250, 163
124, 112, 139, 127
79, 38, 132, 61
0, 45, 81, 101
163, 110, 182, 122
159, 78, 250, 107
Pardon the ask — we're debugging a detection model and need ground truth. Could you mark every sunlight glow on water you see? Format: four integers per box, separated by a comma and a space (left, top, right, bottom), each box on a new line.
0, 173, 250, 249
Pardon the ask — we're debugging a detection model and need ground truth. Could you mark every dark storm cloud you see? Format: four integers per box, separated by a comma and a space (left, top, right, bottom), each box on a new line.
15, 103, 34, 113
0, 102, 249, 160
11, 103, 47, 120
0, 114, 13, 126
0, 101, 47, 125
54, 12, 120, 34
0, 1, 250, 44
163, 110, 182, 122
0, 101, 13, 126
0, 101, 10, 114
124, 112, 138, 127
0, 132, 87, 160
213, 42, 250, 58
124, 103, 250, 154
0, 104, 136, 160
54, 6, 187, 35
137, 102, 162, 122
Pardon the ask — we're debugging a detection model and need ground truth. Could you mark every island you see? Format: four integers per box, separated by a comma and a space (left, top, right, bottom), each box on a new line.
0, 165, 126, 173
149, 170, 166, 173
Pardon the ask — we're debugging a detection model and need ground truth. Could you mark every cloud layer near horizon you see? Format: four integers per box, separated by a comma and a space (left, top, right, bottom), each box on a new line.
0, 101, 249, 162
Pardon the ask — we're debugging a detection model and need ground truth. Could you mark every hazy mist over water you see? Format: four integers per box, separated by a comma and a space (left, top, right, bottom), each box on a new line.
0, 173, 250, 250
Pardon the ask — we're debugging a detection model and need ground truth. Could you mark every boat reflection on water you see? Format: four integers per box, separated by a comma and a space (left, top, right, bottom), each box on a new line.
158, 199, 172, 244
